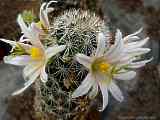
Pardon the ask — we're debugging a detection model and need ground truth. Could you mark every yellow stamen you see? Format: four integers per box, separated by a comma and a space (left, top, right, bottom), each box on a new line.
92, 58, 111, 74
99, 62, 110, 73
30, 47, 43, 60
36, 21, 43, 29
36, 21, 48, 33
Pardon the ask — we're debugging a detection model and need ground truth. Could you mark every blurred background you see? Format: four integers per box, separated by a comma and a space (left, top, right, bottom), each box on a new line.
0, 0, 159, 120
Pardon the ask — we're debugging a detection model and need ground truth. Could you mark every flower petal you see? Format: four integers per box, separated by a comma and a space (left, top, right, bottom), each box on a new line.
19, 35, 30, 42
40, 3, 49, 28
95, 32, 106, 57
17, 15, 43, 48
108, 82, 124, 102
76, 53, 92, 69
72, 73, 94, 98
105, 29, 124, 60
40, 65, 48, 83
98, 80, 108, 111
46, 45, 66, 59
0, 38, 16, 47
114, 71, 136, 80
24, 69, 41, 87
31, 22, 43, 34
128, 58, 153, 68
125, 36, 140, 41
126, 48, 151, 56
117, 56, 136, 66
125, 37, 149, 50
0, 39, 31, 51
12, 69, 40, 96
46, 0, 57, 9
23, 63, 41, 79
29, 23, 45, 49
124, 28, 143, 42
4, 55, 31, 66
12, 82, 32, 96
89, 82, 99, 99
17, 15, 33, 39
46, 8, 54, 13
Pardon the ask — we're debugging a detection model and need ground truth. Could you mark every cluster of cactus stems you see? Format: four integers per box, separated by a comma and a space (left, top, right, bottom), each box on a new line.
31, 9, 108, 119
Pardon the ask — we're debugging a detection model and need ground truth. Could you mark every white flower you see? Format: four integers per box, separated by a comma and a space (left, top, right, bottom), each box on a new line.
38, 1, 57, 31
72, 28, 152, 111
34, 1, 56, 34
18, 1, 57, 42
17, 14, 40, 42
0, 37, 66, 96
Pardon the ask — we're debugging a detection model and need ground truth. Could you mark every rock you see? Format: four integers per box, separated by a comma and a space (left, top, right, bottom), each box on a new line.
0, 63, 23, 119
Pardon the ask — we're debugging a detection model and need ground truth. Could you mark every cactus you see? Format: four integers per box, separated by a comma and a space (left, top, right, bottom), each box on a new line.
34, 9, 108, 120
0, 1, 151, 120
0, 1, 108, 118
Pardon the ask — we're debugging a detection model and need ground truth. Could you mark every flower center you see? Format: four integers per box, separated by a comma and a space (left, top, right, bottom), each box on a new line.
30, 47, 43, 60
92, 59, 111, 74
99, 62, 110, 73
